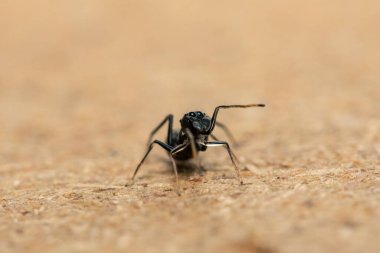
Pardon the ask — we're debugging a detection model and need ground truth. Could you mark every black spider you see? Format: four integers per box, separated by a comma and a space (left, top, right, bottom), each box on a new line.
128, 104, 265, 195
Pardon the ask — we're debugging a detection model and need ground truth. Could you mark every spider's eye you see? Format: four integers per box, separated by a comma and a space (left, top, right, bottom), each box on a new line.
189, 112, 196, 117
196, 111, 203, 118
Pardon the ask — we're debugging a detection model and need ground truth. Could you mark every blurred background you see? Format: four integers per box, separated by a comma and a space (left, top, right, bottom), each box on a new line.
1, 0, 378, 160
0, 1, 379, 253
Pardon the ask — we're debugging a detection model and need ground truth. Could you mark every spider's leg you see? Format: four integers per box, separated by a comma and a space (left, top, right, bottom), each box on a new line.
210, 134, 240, 163
214, 121, 238, 146
185, 129, 202, 173
169, 143, 190, 196
146, 114, 174, 148
130, 140, 173, 181
204, 141, 243, 185
210, 133, 219, 142
169, 155, 180, 196
208, 104, 265, 134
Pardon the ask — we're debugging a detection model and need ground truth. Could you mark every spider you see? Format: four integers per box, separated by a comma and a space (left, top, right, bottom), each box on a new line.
128, 104, 265, 195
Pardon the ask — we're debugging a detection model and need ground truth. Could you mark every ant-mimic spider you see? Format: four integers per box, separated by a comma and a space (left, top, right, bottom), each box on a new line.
128, 104, 265, 195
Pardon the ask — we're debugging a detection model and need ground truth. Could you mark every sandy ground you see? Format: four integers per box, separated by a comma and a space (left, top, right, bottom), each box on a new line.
0, 1, 379, 253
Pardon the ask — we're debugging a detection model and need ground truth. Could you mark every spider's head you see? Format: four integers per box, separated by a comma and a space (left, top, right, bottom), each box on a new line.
180, 111, 211, 135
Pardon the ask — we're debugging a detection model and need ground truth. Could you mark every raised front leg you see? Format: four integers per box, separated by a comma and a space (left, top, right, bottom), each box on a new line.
208, 104, 265, 134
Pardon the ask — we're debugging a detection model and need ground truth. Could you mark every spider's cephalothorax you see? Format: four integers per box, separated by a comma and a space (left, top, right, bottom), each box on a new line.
128, 104, 265, 195
171, 111, 212, 157
180, 111, 211, 134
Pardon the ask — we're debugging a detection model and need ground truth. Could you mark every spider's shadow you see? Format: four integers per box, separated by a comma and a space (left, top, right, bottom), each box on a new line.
159, 157, 203, 176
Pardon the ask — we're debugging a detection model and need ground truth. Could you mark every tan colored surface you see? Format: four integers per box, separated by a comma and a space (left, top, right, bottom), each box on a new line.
0, 1, 379, 253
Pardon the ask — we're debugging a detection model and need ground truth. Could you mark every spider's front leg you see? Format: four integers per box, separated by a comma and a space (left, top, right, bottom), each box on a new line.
214, 121, 238, 146
204, 141, 243, 185
169, 143, 190, 196
207, 104, 265, 134
184, 129, 203, 174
